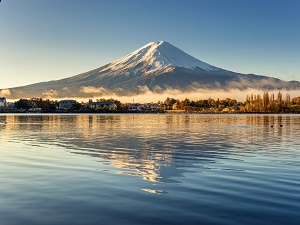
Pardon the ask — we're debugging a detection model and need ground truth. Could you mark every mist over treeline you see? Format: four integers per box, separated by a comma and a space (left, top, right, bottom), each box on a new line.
78, 88, 300, 104
162, 91, 300, 113
2, 90, 300, 113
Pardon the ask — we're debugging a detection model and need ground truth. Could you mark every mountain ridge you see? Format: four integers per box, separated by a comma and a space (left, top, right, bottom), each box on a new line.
1, 41, 299, 99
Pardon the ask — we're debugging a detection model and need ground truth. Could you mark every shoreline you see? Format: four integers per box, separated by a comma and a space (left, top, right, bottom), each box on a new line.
0, 111, 299, 115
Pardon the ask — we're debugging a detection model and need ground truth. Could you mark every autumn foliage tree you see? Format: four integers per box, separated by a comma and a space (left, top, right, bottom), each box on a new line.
244, 91, 290, 113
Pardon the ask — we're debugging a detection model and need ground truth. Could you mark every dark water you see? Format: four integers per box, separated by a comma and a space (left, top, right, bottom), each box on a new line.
0, 114, 300, 225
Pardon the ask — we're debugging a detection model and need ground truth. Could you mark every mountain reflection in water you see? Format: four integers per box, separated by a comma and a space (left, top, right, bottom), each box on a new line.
1, 114, 300, 225
0, 114, 298, 185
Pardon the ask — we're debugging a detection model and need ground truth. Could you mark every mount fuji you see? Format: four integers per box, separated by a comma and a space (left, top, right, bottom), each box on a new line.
2, 41, 300, 99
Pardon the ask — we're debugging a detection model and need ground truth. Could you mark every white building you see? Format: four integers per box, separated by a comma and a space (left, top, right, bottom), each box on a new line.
89, 99, 116, 111
58, 100, 77, 110
0, 97, 7, 107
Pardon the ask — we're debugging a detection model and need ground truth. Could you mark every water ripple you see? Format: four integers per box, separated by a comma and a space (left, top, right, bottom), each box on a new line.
1, 114, 300, 225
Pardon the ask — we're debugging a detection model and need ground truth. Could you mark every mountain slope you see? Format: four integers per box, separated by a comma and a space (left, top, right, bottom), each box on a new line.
2, 41, 300, 99
104, 40, 222, 73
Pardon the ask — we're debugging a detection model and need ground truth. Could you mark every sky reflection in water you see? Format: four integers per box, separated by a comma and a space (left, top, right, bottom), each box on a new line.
0, 114, 300, 225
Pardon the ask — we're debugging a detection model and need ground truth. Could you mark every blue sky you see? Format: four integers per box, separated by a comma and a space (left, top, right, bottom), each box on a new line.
0, 0, 299, 89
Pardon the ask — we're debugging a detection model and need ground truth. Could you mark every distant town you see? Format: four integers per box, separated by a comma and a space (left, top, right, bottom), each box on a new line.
0, 91, 300, 114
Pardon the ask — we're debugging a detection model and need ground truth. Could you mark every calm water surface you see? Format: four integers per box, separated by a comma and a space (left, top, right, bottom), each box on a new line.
0, 114, 300, 225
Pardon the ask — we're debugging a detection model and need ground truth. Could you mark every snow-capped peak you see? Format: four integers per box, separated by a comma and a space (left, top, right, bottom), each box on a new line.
102, 41, 221, 74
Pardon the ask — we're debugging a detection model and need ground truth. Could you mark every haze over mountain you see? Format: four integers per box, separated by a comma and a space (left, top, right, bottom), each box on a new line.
1, 41, 300, 99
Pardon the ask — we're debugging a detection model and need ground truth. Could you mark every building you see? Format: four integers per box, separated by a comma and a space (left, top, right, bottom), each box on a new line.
128, 104, 142, 111
0, 97, 7, 107
58, 100, 77, 110
89, 99, 116, 111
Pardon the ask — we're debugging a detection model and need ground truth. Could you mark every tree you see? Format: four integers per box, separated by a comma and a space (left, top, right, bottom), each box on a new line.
71, 102, 82, 111
277, 91, 283, 112
15, 99, 31, 110
263, 92, 269, 112
164, 97, 177, 109
215, 98, 219, 109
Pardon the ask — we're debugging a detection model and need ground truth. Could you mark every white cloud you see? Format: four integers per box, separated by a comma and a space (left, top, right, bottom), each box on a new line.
42, 89, 58, 98
79, 86, 108, 95
0, 89, 11, 97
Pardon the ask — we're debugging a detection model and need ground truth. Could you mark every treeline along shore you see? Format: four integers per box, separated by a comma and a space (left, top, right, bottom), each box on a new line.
1, 91, 300, 114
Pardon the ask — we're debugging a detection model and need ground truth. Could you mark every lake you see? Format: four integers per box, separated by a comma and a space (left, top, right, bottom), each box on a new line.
0, 114, 300, 225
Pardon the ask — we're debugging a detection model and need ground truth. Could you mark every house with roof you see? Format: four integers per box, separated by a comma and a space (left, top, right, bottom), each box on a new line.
58, 100, 77, 110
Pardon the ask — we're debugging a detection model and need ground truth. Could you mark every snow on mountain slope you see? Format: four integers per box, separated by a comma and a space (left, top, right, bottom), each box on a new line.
3, 40, 300, 99
101, 41, 222, 74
